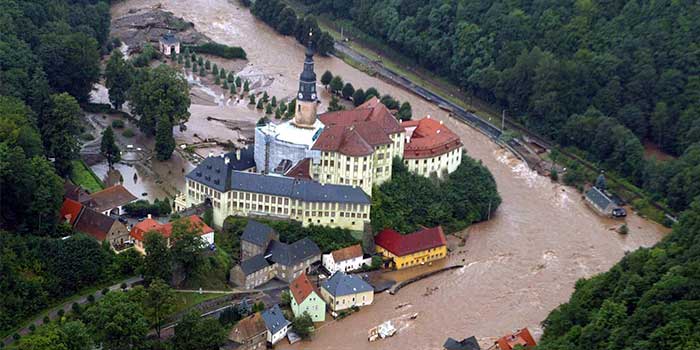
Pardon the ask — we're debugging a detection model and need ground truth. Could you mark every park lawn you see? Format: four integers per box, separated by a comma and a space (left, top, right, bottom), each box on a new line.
171, 292, 222, 316
70, 160, 104, 193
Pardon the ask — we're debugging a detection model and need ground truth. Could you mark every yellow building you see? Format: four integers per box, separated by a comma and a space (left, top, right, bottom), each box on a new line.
375, 226, 447, 270
177, 160, 371, 230
401, 117, 463, 178
310, 97, 405, 195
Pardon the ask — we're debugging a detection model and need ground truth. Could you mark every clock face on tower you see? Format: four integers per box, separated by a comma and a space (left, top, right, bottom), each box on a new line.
311, 93, 316, 100
298, 93, 303, 99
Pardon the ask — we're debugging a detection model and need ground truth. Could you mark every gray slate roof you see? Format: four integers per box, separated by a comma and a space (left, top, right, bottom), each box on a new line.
261, 305, 290, 335
443, 336, 481, 350
240, 254, 270, 275
266, 238, 320, 267
230, 172, 370, 204
186, 148, 256, 192
586, 187, 614, 211
321, 271, 373, 297
241, 220, 276, 248
160, 32, 179, 45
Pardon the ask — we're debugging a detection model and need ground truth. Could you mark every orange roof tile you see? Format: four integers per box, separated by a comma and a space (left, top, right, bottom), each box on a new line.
59, 198, 83, 225
290, 272, 318, 304
129, 215, 213, 242
402, 117, 462, 159
495, 328, 537, 350
284, 158, 313, 180
228, 312, 267, 342
331, 244, 363, 262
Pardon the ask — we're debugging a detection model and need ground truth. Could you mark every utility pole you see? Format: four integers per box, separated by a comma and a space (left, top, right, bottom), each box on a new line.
501, 109, 506, 132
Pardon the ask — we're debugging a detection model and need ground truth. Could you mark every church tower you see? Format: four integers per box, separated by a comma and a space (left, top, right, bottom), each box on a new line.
293, 32, 318, 128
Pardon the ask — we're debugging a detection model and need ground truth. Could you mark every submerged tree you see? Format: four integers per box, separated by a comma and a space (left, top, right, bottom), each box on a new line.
100, 126, 121, 167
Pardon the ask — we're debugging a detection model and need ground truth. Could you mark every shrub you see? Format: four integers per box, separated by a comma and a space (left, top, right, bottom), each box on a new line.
57, 309, 64, 317
28, 324, 36, 332
72, 303, 81, 314
87, 295, 95, 303
102, 288, 109, 295
112, 119, 125, 128
187, 42, 247, 59
122, 128, 135, 138
42, 316, 50, 324
12, 333, 20, 340
79, 132, 95, 141
121, 282, 128, 290
123, 198, 172, 217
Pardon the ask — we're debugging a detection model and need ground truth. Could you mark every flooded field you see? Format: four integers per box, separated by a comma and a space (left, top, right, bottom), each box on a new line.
110, 1, 669, 349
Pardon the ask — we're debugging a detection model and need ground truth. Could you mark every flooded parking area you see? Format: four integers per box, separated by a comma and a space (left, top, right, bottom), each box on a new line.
110, 1, 669, 349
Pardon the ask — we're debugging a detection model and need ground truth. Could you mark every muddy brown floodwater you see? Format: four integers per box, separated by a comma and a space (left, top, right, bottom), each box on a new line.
111, 1, 669, 349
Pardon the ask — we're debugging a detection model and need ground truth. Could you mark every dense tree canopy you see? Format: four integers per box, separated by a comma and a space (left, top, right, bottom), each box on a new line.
302, 0, 700, 213
372, 156, 500, 233
538, 200, 700, 350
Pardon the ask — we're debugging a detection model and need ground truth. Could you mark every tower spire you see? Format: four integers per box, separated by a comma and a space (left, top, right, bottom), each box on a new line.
293, 29, 318, 128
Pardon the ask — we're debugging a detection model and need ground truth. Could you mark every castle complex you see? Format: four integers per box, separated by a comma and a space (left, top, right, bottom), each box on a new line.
177, 39, 463, 230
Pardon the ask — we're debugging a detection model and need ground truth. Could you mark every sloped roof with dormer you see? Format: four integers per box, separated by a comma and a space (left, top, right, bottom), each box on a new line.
321, 270, 373, 297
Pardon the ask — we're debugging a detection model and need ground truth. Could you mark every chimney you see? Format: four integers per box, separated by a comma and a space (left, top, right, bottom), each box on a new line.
439, 120, 443, 125
225, 157, 230, 165
236, 149, 241, 160
427, 115, 431, 119
208, 151, 214, 158
147, 214, 152, 219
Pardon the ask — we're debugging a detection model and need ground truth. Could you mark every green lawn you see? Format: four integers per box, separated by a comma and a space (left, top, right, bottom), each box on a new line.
171, 292, 222, 316
70, 160, 104, 193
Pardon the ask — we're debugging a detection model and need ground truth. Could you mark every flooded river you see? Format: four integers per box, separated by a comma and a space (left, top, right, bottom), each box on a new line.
111, 1, 668, 349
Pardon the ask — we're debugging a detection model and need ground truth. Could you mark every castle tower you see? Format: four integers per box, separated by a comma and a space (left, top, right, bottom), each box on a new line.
293, 32, 318, 128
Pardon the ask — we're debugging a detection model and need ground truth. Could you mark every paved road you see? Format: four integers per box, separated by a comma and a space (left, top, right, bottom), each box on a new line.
2, 276, 142, 347
333, 42, 503, 140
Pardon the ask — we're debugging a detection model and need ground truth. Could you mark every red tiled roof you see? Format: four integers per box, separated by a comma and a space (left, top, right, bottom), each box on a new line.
331, 244, 363, 262
59, 198, 83, 225
284, 158, 313, 180
290, 272, 318, 304
84, 185, 137, 212
495, 328, 536, 350
312, 124, 376, 156
228, 312, 266, 342
74, 207, 118, 241
129, 215, 213, 242
313, 97, 403, 156
402, 117, 462, 159
319, 97, 402, 135
375, 226, 447, 257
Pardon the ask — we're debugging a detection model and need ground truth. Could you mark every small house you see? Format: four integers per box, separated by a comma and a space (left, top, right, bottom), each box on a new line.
444, 336, 481, 350
320, 271, 373, 312
240, 219, 278, 261
227, 312, 267, 350
261, 305, 290, 345
129, 215, 214, 253
159, 32, 180, 56
82, 184, 137, 216
495, 328, 536, 350
290, 272, 326, 322
73, 206, 129, 248
375, 226, 447, 270
322, 244, 366, 274
584, 187, 615, 216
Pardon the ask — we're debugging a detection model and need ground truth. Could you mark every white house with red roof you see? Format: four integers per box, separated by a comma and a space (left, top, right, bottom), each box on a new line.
322, 244, 367, 274
129, 215, 214, 253
402, 116, 463, 178
374, 226, 447, 270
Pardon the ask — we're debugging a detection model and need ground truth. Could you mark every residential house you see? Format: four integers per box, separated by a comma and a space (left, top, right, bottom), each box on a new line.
495, 328, 537, 350
261, 305, 290, 345
129, 215, 215, 253
375, 226, 447, 270
73, 206, 129, 248
289, 272, 326, 322
64, 180, 91, 203
227, 312, 267, 350
82, 184, 137, 216
240, 219, 279, 261
585, 186, 615, 216
322, 244, 366, 274
320, 271, 374, 312
230, 237, 321, 289
444, 336, 481, 350
60, 198, 129, 248
402, 117, 463, 178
